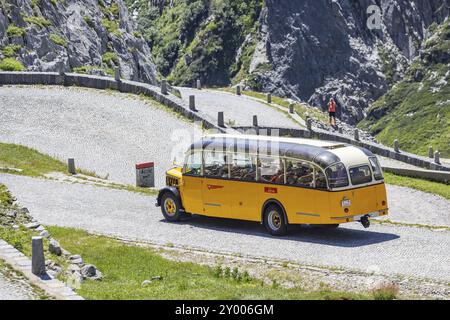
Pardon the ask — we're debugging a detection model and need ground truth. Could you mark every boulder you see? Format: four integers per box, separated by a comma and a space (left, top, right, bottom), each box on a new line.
49, 238, 62, 256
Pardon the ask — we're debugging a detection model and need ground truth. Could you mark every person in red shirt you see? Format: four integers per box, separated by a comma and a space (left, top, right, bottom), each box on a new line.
328, 98, 337, 126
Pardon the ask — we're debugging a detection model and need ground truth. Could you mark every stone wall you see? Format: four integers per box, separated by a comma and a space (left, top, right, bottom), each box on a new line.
233, 126, 450, 173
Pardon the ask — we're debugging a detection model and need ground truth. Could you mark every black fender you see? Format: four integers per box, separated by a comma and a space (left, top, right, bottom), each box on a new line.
261, 199, 289, 225
156, 187, 181, 207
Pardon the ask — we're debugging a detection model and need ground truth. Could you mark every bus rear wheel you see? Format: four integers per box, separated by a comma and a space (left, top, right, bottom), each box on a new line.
161, 192, 181, 222
264, 205, 288, 236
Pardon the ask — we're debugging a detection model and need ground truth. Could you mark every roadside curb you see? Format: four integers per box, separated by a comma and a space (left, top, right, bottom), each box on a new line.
0, 239, 84, 300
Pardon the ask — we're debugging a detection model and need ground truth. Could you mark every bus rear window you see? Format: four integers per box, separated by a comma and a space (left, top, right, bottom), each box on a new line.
349, 165, 373, 185
369, 157, 384, 180
325, 163, 349, 188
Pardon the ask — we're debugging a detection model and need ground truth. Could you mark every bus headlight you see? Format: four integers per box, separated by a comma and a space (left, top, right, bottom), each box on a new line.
341, 197, 351, 207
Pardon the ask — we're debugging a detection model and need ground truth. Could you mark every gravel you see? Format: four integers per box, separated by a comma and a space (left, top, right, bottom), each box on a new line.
0, 86, 199, 187
1, 173, 449, 282
0, 267, 37, 300
178, 88, 296, 128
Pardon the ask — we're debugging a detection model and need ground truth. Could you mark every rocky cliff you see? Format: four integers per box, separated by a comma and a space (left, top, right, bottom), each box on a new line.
253, 0, 449, 124
359, 20, 450, 157
0, 0, 157, 83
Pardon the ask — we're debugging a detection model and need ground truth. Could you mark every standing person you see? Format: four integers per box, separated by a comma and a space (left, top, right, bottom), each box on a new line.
328, 98, 337, 127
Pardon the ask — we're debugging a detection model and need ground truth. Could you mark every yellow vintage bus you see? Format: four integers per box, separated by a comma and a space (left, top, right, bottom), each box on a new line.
156, 134, 388, 236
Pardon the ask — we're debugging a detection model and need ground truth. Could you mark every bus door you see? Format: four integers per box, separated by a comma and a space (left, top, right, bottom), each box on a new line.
228, 153, 259, 221
180, 152, 203, 214
202, 151, 231, 218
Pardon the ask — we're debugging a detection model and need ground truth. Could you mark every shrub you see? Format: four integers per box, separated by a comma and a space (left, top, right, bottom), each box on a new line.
49, 33, 67, 47
102, 52, 119, 67
1, 44, 22, 58
24, 16, 52, 28
6, 25, 25, 37
371, 281, 399, 300
0, 58, 25, 71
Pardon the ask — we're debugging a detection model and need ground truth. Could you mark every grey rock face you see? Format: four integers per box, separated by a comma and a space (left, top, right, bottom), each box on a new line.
252, 0, 449, 124
0, 0, 157, 83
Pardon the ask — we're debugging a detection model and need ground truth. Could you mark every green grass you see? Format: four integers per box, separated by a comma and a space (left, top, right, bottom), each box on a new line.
73, 65, 114, 76
47, 226, 371, 300
6, 25, 25, 37
24, 16, 52, 28
49, 33, 67, 47
1, 44, 22, 58
0, 184, 15, 207
384, 172, 450, 200
0, 143, 96, 177
102, 51, 119, 67
102, 19, 121, 36
0, 58, 25, 71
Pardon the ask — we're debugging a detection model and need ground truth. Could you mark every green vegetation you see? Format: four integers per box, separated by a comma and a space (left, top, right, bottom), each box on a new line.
1, 44, 22, 58
102, 51, 119, 67
359, 21, 450, 157
6, 25, 25, 37
83, 15, 95, 28
73, 65, 114, 76
384, 172, 450, 200
0, 143, 93, 177
0, 184, 15, 207
24, 15, 52, 28
0, 58, 25, 71
48, 226, 371, 300
102, 19, 121, 36
126, 0, 264, 86
49, 33, 67, 47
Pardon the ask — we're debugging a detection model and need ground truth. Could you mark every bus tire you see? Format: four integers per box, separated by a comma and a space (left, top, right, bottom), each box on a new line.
161, 192, 181, 222
264, 204, 288, 236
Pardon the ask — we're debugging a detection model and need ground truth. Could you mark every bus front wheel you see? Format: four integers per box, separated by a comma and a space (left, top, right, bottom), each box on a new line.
264, 205, 288, 236
161, 192, 181, 222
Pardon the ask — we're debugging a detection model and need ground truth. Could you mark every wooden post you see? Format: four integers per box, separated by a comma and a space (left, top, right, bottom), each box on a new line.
161, 79, 168, 95
253, 115, 258, 127
236, 85, 241, 96
394, 139, 400, 153
428, 146, 434, 158
267, 93, 272, 104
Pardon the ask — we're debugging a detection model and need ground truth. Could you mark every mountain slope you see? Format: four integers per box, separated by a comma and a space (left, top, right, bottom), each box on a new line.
359, 20, 450, 158
0, 0, 157, 83
126, 0, 448, 124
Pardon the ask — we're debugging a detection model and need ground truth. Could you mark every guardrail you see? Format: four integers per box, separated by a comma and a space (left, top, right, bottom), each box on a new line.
233, 126, 450, 172
0, 71, 225, 133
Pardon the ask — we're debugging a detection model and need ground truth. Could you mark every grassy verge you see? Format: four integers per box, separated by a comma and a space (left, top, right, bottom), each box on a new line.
47, 226, 373, 300
0, 143, 99, 178
384, 172, 450, 200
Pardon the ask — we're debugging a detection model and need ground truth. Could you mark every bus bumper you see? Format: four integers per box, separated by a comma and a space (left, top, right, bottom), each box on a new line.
330, 209, 388, 224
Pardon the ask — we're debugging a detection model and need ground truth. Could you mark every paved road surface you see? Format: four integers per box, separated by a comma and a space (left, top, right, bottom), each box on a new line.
0, 86, 198, 187
1, 174, 449, 282
178, 88, 295, 128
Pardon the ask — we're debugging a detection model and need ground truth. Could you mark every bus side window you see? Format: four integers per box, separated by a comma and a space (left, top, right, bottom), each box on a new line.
230, 153, 256, 181
184, 152, 202, 176
314, 169, 327, 190
204, 151, 229, 178
285, 160, 314, 187
258, 156, 284, 184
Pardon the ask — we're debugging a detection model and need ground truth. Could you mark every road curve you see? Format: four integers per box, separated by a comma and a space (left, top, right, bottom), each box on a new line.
1, 173, 449, 282
178, 88, 296, 128
0, 85, 198, 187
